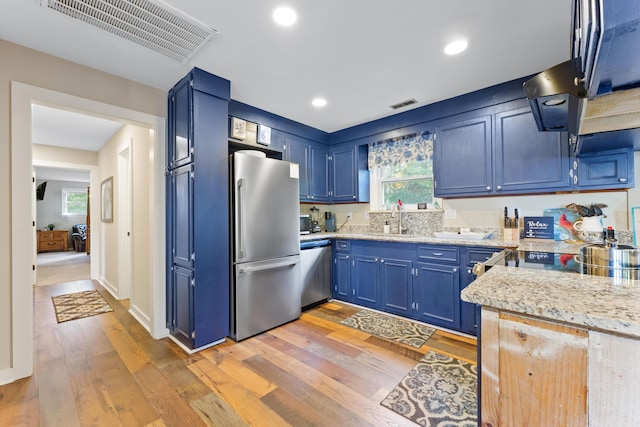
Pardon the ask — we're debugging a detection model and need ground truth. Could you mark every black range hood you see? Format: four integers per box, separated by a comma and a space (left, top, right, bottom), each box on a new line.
523, 59, 587, 136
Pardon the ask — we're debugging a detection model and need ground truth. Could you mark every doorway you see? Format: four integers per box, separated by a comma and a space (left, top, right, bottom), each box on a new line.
10, 82, 167, 383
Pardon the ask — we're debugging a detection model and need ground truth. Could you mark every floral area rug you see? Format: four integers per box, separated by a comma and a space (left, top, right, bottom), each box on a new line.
52, 290, 113, 323
381, 350, 477, 426
340, 309, 435, 348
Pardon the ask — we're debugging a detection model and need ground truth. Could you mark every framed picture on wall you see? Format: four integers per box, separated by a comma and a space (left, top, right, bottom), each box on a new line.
101, 177, 113, 223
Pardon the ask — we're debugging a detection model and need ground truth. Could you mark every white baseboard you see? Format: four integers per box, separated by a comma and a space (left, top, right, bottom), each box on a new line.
129, 304, 151, 333
0, 368, 17, 386
97, 276, 117, 299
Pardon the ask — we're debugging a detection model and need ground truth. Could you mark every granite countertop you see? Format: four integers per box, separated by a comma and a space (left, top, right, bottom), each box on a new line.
300, 231, 516, 248
461, 246, 640, 338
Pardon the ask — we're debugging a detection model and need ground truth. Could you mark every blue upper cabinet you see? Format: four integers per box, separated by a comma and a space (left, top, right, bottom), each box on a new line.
573, 148, 635, 189
435, 101, 574, 198
573, 0, 640, 97
434, 113, 493, 197
284, 136, 329, 202
495, 106, 571, 193
167, 78, 193, 170
330, 144, 369, 203
310, 144, 329, 201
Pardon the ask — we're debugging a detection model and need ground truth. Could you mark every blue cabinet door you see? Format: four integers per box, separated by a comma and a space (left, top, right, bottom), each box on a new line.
331, 146, 357, 202
576, 149, 634, 189
352, 255, 379, 308
379, 258, 412, 316
413, 262, 460, 329
309, 144, 329, 202
172, 265, 194, 347
169, 164, 194, 269
333, 253, 351, 299
168, 78, 193, 169
285, 138, 310, 199
435, 115, 492, 196
495, 107, 571, 193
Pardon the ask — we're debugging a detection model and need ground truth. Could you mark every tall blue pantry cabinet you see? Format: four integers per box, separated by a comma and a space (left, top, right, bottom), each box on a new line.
166, 68, 231, 350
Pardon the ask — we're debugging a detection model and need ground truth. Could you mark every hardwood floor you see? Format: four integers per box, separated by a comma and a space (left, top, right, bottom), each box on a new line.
1, 280, 476, 426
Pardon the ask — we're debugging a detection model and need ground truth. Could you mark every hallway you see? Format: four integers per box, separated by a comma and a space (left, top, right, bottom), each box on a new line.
36, 252, 91, 287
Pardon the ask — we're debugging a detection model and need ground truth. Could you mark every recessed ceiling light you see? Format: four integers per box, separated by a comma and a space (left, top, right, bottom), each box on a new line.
312, 98, 327, 107
273, 7, 297, 26
444, 40, 468, 55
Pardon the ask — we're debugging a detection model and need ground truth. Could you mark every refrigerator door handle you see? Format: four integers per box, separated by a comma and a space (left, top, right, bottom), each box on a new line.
238, 258, 299, 274
237, 178, 246, 259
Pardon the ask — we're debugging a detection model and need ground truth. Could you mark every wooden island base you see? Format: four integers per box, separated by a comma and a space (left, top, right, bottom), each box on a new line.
480, 308, 640, 426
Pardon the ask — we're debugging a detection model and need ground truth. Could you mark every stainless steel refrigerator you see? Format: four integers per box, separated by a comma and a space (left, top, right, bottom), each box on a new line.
230, 151, 301, 341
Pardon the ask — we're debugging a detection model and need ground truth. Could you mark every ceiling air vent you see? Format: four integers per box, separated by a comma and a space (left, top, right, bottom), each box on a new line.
43, 0, 219, 63
389, 98, 418, 110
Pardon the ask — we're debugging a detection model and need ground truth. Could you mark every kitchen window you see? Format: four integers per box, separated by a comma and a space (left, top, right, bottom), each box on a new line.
369, 131, 439, 209
62, 188, 88, 216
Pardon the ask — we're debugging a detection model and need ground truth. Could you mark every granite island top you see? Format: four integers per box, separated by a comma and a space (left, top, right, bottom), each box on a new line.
300, 231, 516, 248
461, 247, 640, 339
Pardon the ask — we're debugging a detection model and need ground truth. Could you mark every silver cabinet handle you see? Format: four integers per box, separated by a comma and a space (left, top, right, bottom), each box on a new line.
432, 252, 443, 256
238, 259, 299, 274
619, 177, 627, 183
453, 268, 458, 273
486, 186, 491, 191
467, 268, 472, 274
496, 185, 502, 190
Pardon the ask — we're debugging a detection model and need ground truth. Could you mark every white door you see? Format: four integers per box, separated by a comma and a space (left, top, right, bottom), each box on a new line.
118, 143, 133, 299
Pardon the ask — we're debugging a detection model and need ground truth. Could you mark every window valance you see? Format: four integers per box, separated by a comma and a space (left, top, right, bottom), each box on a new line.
368, 131, 434, 169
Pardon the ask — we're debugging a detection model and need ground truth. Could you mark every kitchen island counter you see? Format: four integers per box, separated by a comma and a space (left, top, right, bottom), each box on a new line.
461, 264, 640, 338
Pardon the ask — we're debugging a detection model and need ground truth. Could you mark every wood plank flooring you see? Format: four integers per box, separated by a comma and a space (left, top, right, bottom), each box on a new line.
0, 280, 476, 426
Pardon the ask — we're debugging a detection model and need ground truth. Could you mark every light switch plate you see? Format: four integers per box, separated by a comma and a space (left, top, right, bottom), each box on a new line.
444, 209, 457, 220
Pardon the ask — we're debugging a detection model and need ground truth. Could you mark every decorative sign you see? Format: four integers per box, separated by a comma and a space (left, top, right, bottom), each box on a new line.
231, 117, 247, 139
523, 216, 554, 240
257, 124, 271, 146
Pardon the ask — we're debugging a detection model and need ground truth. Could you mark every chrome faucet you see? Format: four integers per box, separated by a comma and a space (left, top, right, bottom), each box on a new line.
391, 200, 404, 234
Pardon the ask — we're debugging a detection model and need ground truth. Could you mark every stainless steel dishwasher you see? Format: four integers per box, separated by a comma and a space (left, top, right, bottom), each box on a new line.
300, 239, 332, 309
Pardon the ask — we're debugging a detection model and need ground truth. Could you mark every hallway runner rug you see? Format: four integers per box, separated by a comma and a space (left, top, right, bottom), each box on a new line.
340, 309, 435, 348
52, 290, 113, 323
380, 350, 477, 427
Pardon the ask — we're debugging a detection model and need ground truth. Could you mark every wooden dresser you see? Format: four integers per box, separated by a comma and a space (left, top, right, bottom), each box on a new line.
37, 230, 69, 253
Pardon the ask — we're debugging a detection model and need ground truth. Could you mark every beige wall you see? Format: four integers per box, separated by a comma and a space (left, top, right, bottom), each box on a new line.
97, 124, 153, 318
98, 130, 120, 291
1, 39, 165, 374
33, 144, 99, 166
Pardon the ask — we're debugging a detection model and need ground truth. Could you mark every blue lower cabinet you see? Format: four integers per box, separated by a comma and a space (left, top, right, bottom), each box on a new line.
352, 255, 379, 308
333, 252, 351, 300
413, 261, 460, 330
171, 265, 194, 346
460, 266, 478, 335
379, 258, 413, 316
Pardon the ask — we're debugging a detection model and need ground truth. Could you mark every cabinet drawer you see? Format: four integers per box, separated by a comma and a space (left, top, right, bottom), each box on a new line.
39, 232, 55, 241
467, 249, 502, 266
417, 246, 459, 263
39, 241, 63, 250
334, 240, 350, 252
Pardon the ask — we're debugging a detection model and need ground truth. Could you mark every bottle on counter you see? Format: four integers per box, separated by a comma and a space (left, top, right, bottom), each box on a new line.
384, 221, 390, 234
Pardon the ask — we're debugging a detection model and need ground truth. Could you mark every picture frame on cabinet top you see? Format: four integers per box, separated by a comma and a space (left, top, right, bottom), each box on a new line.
231, 117, 247, 139
257, 124, 271, 146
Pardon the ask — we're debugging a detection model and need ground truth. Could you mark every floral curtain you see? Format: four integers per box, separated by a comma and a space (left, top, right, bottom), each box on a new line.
368, 131, 434, 169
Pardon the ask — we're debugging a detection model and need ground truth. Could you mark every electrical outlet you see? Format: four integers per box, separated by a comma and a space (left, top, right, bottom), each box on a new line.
346, 211, 352, 219
444, 209, 457, 220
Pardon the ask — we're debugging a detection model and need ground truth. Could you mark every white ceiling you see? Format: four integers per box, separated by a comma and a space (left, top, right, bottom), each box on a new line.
2, 0, 572, 135
32, 104, 124, 151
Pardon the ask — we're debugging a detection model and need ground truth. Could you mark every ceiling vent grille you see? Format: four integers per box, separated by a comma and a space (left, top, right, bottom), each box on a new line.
389, 98, 418, 110
44, 0, 219, 63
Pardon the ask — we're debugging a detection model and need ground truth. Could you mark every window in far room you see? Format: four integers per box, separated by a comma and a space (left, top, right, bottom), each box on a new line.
62, 188, 88, 216
369, 131, 440, 210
